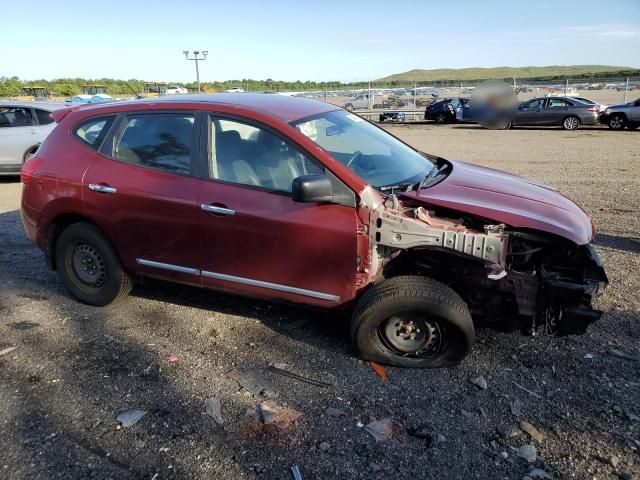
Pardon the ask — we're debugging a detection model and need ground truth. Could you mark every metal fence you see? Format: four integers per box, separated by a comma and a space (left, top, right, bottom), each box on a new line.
293, 77, 640, 117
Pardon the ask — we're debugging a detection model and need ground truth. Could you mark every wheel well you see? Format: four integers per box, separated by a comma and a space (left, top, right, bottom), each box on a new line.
45, 214, 101, 270
564, 115, 580, 122
610, 112, 628, 120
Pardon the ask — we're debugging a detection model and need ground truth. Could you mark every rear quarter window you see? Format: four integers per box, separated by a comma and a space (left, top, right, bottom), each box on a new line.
35, 109, 55, 125
73, 116, 114, 149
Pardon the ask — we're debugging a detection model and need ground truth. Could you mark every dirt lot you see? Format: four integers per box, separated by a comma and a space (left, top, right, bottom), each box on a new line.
1, 124, 639, 480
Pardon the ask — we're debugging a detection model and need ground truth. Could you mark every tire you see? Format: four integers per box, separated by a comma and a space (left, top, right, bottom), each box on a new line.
55, 223, 133, 306
23, 145, 38, 163
344, 103, 354, 112
351, 276, 474, 368
562, 116, 580, 130
435, 113, 447, 124
627, 122, 639, 130
608, 114, 626, 130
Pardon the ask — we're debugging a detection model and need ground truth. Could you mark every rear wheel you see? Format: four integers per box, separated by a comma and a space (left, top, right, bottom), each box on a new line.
351, 276, 474, 368
344, 103, 354, 112
55, 223, 133, 306
562, 116, 580, 130
608, 114, 626, 130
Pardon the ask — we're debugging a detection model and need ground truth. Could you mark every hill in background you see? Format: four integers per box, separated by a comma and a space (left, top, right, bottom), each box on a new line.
377, 65, 640, 83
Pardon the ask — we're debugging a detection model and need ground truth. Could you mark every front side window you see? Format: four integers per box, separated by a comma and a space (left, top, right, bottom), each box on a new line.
522, 99, 545, 109
0, 107, 33, 128
73, 116, 114, 149
210, 116, 323, 192
292, 109, 434, 189
113, 113, 194, 175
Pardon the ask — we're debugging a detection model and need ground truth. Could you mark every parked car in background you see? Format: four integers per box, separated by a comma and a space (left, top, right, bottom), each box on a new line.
509, 96, 599, 130
570, 96, 606, 112
599, 98, 640, 130
424, 98, 469, 123
343, 94, 371, 112
20, 94, 607, 369
166, 86, 189, 95
0, 102, 66, 175
226, 87, 245, 93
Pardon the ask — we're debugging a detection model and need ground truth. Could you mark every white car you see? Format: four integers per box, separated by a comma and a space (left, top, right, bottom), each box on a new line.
166, 86, 189, 95
0, 102, 66, 175
225, 87, 245, 93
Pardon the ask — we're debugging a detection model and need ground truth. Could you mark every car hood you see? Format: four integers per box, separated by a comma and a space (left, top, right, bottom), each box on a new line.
605, 102, 632, 109
401, 160, 594, 245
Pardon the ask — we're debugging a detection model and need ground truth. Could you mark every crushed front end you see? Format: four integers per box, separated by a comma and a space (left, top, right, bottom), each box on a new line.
365, 194, 608, 336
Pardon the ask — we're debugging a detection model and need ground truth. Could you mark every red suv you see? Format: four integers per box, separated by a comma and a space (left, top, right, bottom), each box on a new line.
21, 94, 607, 368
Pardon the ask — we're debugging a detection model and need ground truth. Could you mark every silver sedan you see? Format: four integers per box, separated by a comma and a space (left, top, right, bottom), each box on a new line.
0, 101, 67, 175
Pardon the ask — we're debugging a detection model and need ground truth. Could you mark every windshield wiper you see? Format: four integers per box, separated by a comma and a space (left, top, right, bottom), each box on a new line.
415, 164, 441, 191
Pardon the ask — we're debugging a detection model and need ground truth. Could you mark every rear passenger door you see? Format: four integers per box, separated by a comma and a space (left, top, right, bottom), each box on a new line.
195, 114, 358, 306
82, 111, 202, 286
545, 98, 571, 125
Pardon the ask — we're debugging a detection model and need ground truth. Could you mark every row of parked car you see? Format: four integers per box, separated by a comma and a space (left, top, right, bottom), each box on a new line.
422, 96, 640, 130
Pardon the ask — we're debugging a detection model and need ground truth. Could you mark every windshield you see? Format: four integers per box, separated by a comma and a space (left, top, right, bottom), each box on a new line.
291, 109, 433, 189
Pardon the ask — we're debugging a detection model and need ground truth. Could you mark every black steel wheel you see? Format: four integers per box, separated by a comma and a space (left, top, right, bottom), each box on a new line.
351, 276, 474, 368
55, 223, 133, 306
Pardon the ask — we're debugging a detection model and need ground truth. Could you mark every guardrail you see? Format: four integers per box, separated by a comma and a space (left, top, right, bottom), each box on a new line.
351, 109, 426, 122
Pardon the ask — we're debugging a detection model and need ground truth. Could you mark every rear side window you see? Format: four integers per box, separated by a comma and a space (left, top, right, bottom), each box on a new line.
0, 107, 33, 127
548, 98, 570, 108
113, 113, 194, 175
35, 109, 55, 125
74, 116, 114, 149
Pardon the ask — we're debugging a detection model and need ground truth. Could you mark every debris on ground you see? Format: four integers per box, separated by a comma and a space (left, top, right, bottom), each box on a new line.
319, 441, 331, 452
470, 375, 488, 390
369, 361, 388, 382
514, 382, 542, 399
116, 409, 146, 427
528, 468, 553, 479
610, 456, 621, 468
167, 355, 179, 363
0, 346, 17, 357
584, 353, 594, 359
241, 402, 302, 437
291, 464, 303, 480
204, 397, 223, 425
511, 399, 523, 417
365, 418, 403, 442
227, 368, 279, 397
520, 420, 544, 443
266, 365, 331, 387
608, 349, 639, 362
325, 407, 346, 417
513, 444, 537, 463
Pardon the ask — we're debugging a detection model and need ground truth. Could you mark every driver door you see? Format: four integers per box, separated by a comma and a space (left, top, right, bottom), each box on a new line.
195, 114, 358, 306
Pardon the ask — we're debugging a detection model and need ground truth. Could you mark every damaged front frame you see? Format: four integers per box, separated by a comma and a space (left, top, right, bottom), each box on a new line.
370, 196, 509, 277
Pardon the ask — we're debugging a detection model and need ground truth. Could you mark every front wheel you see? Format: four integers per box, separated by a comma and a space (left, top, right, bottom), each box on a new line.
351, 276, 474, 368
344, 103, 354, 112
435, 113, 447, 124
608, 114, 626, 130
562, 116, 580, 130
55, 223, 133, 306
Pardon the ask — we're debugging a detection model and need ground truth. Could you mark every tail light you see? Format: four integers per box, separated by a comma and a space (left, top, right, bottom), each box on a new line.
587, 107, 599, 112
21, 155, 44, 186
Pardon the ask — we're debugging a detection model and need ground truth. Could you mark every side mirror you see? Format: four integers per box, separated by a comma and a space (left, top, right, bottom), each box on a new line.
292, 174, 333, 203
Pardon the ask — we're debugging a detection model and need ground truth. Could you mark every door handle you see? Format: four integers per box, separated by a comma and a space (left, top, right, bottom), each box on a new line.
88, 183, 117, 194
201, 204, 235, 215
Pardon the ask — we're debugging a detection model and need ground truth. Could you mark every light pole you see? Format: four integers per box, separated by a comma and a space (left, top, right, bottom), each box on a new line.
183, 50, 208, 92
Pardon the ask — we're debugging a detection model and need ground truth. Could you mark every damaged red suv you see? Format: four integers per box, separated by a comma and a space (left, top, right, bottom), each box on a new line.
21, 94, 607, 368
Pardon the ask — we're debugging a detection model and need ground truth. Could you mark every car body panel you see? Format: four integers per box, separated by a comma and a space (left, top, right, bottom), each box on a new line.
401, 160, 594, 245
197, 179, 358, 306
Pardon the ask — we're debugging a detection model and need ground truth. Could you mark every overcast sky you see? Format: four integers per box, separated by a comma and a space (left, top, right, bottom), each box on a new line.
2, 0, 639, 82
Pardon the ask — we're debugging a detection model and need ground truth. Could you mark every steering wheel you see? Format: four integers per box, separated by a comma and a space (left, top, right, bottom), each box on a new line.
346, 150, 363, 169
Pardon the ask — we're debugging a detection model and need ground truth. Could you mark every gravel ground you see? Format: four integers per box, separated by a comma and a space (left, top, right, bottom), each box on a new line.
0, 124, 639, 480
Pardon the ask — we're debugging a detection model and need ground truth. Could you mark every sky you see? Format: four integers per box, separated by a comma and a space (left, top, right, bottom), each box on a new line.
1, 0, 639, 83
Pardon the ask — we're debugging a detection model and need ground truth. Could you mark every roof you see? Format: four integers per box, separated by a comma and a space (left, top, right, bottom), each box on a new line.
107, 93, 339, 122
0, 101, 68, 111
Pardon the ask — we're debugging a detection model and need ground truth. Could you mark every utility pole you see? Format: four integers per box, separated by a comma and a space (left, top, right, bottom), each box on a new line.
183, 50, 208, 92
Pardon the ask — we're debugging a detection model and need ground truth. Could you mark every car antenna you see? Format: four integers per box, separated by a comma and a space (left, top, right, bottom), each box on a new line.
124, 81, 143, 99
